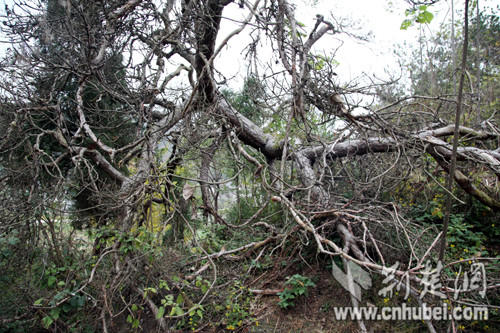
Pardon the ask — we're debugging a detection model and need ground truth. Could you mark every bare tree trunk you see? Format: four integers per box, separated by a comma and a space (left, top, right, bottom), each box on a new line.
439, 0, 470, 261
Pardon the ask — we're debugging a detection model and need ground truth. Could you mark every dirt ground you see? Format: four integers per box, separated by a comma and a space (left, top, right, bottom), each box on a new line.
242, 266, 431, 333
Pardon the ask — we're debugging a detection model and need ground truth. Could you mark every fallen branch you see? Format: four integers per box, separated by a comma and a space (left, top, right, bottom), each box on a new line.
190, 235, 280, 262
249, 289, 283, 295
134, 286, 168, 331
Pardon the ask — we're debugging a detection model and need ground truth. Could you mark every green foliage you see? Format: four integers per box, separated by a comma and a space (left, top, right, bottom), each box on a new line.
401, 5, 434, 30
36, 249, 100, 324
470, 4, 500, 66
0, 222, 173, 332
195, 276, 210, 294
222, 282, 257, 330
284, 18, 307, 39
223, 76, 266, 125
407, 196, 495, 258
23, 0, 135, 229
391, 2, 500, 126
446, 215, 485, 254
308, 54, 339, 71
0, 231, 34, 332
138, 275, 209, 331
186, 305, 205, 331
31, 254, 93, 331
320, 301, 332, 312
249, 256, 273, 272
277, 274, 315, 309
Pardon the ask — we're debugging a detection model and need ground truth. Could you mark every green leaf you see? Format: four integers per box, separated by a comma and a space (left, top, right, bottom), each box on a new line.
62, 303, 72, 313
50, 307, 61, 320
176, 294, 184, 305
69, 295, 85, 308
131, 304, 138, 311
156, 306, 165, 319
7, 236, 19, 245
34, 298, 44, 306
53, 290, 67, 301
47, 276, 57, 287
126, 314, 133, 323
143, 287, 157, 297
405, 8, 416, 16
400, 19, 413, 30
175, 306, 184, 316
159, 280, 169, 290
169, 307, 177, 316
70, 296, 78, 308
42, 315, 53, 329
132, 318, 140, 328
416, 11, 434, 24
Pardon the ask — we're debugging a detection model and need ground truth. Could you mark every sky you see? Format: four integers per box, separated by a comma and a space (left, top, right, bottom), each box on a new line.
0, 0, 478, 92
215, 0, 457, 87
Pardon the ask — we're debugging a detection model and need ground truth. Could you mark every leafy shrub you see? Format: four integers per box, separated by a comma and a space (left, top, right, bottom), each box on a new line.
277, 274, 315, 309
222, 282, 257, 330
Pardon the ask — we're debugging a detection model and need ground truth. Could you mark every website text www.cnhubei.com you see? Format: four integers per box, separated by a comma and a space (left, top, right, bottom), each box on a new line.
333, 304, 488, 321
